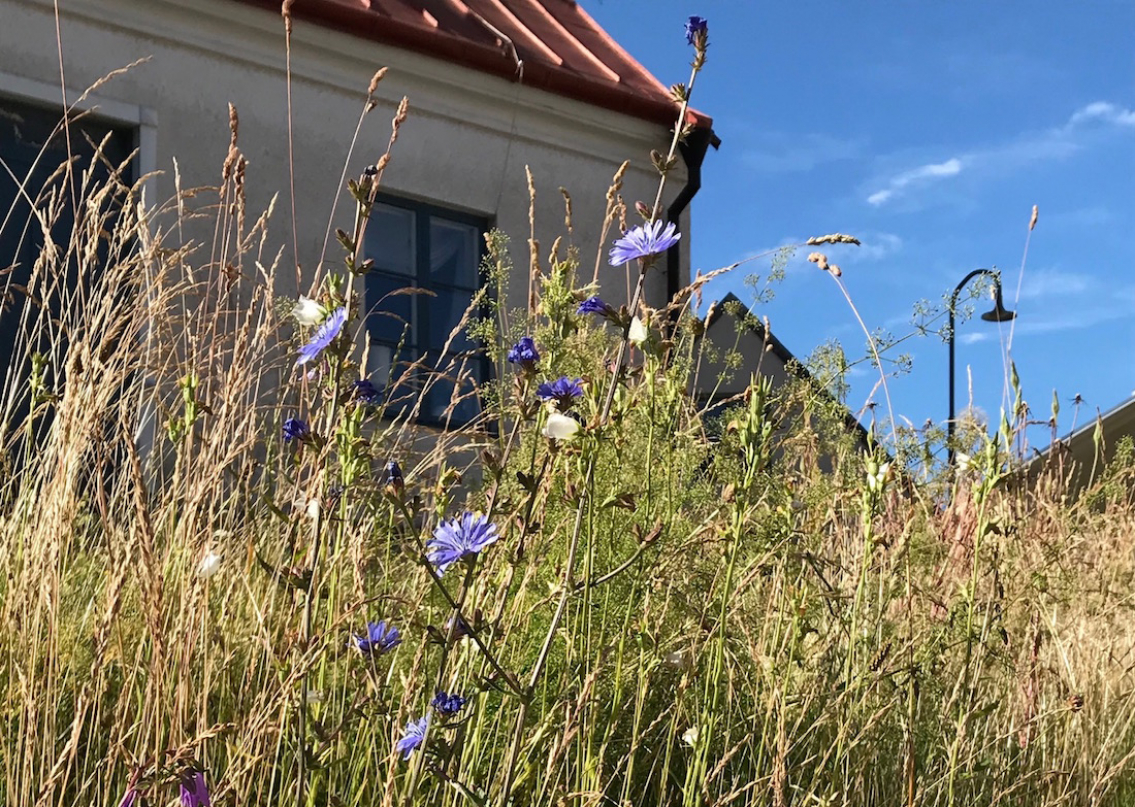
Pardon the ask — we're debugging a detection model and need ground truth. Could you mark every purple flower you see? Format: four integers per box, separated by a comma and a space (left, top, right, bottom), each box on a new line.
507, 336, 540, 368
609, 221, 681, 266
685, 16, 708, 46
117, 788, 141, 807
296, 306, 347, 366
384, 460, 404, 491
431, 690, 467, 717
354, 620, 401, 656
352, 378, 382, 405
577, 295, 612, 317
427, 512, 500, 575
179, 770, 211, 807
536, 376, 584, 411
282, 417, 309, 442
445, 613, 472, 640
396, 714, 430, 759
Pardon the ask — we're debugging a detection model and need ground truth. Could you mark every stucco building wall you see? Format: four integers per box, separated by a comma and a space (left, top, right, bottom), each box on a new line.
0, 0, 689, 311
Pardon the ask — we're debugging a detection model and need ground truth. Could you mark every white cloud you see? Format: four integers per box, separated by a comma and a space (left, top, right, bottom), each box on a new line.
867, 158, 963, 206
1018, 268, 1093, 300
1067, 101, 1135, 128
743, 132, 866, 173
865, 100, 1135, 208
857, 232, 904, 261
739, 231, 904, 277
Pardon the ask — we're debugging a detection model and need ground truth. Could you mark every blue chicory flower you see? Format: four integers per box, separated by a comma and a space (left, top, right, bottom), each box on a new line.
384, 459, 404, 491
396, 714, 430, 759
445, 613, 472, 640
282, 417, 309, 442
685, 16, 708, 46
507, 336, 540, 368
296, 306, 347, 366
577, 295, 612, 317
536, 376, 584, 411
117, 788, 140, 807
609, 220, 681, 266
354, 620, 402, 656
179, 769, 211, 807
352, 378, 382, 405
431, 690, 467, 717
427, 512, 500, 575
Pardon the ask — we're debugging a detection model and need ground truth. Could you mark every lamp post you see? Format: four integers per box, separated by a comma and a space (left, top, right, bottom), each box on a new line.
947, 269, 1016, 465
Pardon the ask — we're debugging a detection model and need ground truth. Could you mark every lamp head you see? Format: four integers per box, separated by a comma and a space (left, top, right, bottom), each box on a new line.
981, 283, 1016, 323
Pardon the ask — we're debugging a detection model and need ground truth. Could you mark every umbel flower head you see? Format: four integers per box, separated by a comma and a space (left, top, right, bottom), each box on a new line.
507, 336, 540, 369
282, 417, 309, 442
685, 15, 708, 46
431, 689, 468, 717
609, 220, 681, 266
296, 306, 347, 366
354, 620, 402, 656
179, 769, 211, 807
427, 512, 500, 575
396, 714, 429, 759
536, 376, 584, 411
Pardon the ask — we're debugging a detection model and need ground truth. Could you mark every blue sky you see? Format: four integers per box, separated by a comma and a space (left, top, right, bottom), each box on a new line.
587, 1, 1134, 452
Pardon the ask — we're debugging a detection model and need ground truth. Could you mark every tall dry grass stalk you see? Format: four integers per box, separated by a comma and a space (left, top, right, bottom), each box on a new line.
2, 46, 1135, 807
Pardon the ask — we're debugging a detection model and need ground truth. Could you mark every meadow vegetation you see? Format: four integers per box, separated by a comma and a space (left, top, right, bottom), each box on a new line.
2, 16, 1134, 807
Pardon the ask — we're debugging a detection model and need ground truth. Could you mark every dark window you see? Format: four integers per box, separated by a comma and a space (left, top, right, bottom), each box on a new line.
0, 96, 135, 445
363, 196, 488, 427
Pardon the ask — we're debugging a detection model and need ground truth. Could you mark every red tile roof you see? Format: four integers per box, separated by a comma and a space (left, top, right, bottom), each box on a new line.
239, 0, 710, 128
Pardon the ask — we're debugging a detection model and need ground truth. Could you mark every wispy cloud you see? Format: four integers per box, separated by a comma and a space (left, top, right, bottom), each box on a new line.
960, 280, 1134, 344
1018, 268, 1093, 300
741, 131, 866, 173
865, 101, 1135, 207
739, 231, 904, 276
867, 158, 963, 206
1067, 101, 1135, 128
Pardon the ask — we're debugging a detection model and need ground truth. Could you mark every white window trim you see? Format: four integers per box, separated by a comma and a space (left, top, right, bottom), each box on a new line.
0, 69, 158, 205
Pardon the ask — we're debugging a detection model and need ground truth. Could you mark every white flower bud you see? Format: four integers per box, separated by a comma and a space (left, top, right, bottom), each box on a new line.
294, 296, 327, 326
628, 316, 648, 346
198, 551, 222, 579
543, 412, 580, 440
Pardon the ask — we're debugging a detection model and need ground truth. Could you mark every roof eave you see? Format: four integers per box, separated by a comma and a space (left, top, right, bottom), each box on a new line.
235, 0, 711, 129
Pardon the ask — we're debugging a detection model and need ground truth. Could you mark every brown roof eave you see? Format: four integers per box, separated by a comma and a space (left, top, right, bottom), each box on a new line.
235, 0, 711, 129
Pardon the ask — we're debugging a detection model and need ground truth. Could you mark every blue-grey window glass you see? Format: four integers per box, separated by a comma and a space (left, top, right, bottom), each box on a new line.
363, 196, 487, 427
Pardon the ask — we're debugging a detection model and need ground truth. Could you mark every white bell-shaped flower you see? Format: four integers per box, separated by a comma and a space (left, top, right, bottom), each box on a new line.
543, 412, 580, 440
293, 295, 327, 326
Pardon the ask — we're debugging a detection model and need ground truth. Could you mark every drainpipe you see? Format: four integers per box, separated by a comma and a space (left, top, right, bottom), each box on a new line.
666, 126, 721, 302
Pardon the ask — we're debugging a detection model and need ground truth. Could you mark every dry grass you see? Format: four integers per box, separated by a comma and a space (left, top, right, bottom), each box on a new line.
1, 74, 1134, 807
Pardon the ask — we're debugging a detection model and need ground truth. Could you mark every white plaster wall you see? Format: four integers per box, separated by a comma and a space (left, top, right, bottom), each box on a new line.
0, 0, 690, 311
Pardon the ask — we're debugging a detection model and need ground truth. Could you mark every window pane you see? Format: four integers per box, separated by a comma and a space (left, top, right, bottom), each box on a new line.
425, 287, 478, 354
365, 273, 415, 346
366, 204, 415, 275
365, 344, 418, 416
423, 363, 482, 426
429, 217, 478, 287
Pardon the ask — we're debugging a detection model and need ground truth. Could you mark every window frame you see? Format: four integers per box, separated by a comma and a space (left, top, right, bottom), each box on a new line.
363, 192, 492, 429
0, 70, 158, 196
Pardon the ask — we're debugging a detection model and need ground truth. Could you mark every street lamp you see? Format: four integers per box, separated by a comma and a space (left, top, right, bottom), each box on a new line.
947, 269, 1016, 464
